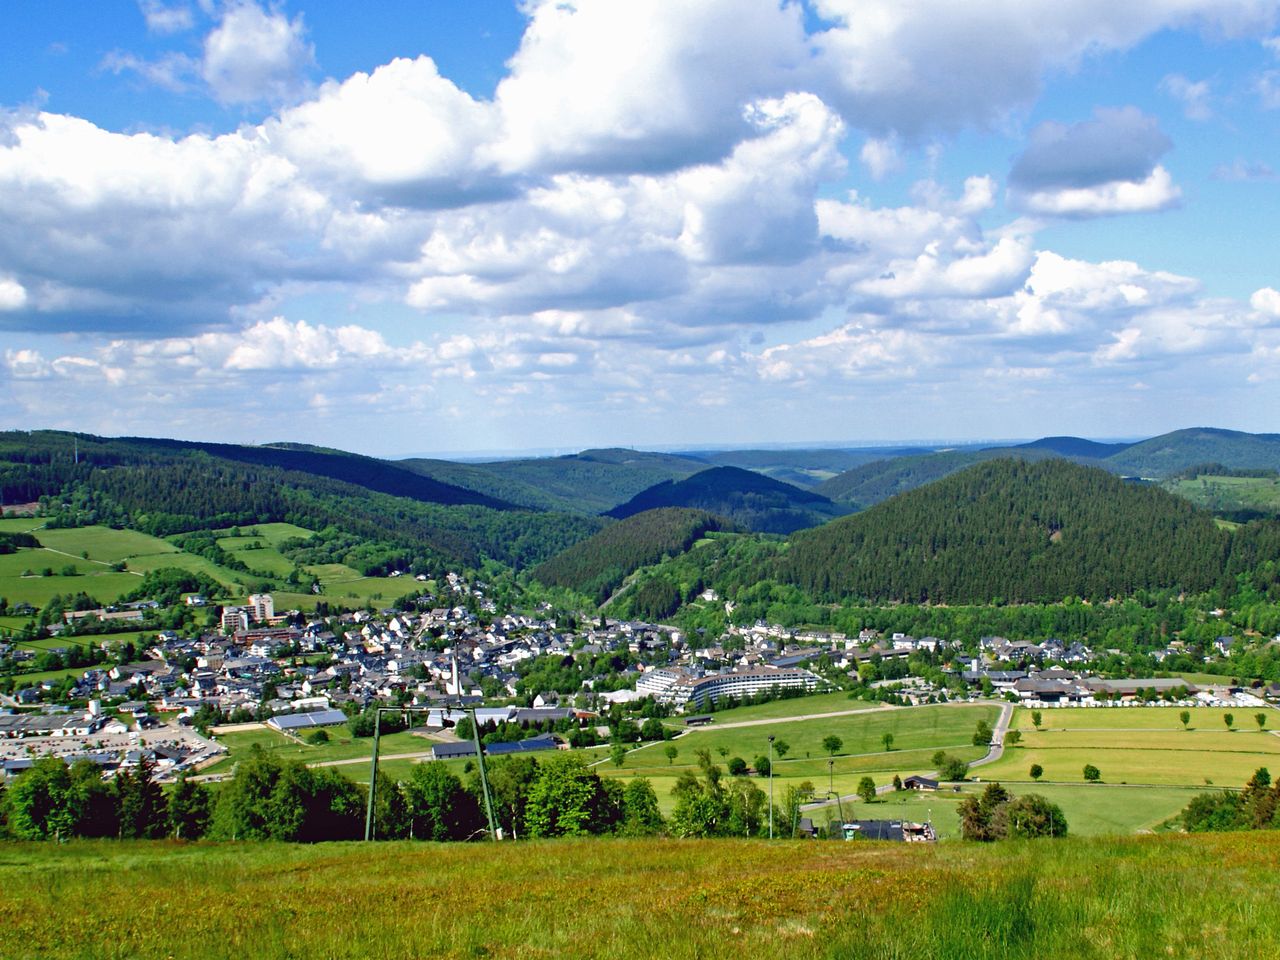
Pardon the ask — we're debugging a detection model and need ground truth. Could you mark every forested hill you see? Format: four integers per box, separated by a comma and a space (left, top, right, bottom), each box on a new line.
1106, 428, 1280, 477
816, 429, 1280, 511
606, 466, 848, 534
402, 448, 708, 515
779, 458, 1240, 604
0, 431, 603, 572
531, 508, 734, 604
814, 445, 1076, 510
0, 431, 511, 510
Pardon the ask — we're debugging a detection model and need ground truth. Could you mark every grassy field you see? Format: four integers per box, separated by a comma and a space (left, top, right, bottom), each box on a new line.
0, 521, 423, 617
202, 724, 442, 775
600, 704, 998, 815
983, 706, 1280, 786
672, 703, 998, 764
3, 833, 1280, 959
209, 522, 314, 546
1009, 706, 1268, 732
0, 517, 44, 534
35, 526, 179, 563
1165, 473, 1280, 515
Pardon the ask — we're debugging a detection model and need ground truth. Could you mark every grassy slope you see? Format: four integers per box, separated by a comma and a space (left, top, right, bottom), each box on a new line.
1163, 474, 1280, 516
0, 523, 427, 618
3, 834, 1280, 959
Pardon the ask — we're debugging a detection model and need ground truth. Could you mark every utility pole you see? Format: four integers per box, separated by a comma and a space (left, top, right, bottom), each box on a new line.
767, 734, 775, 840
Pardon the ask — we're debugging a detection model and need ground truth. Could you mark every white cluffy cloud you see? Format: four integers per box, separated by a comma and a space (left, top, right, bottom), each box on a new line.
202, 1, 315, 105
104, 1, 314, 106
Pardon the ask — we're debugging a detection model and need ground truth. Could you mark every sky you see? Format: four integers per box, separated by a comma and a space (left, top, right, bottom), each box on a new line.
2, 1, 1280, 458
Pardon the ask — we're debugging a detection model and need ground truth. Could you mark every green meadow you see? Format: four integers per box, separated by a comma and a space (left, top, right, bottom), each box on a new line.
3, 833, 1279, 960
983, 706, 1280, 786
601, 704, 997, 814
201, 724, 442, 776
0, 521, 424, 618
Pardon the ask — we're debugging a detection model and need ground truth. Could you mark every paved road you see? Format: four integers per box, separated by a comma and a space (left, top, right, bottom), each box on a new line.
694, 703, 896, 731
969, 700, 1015, 769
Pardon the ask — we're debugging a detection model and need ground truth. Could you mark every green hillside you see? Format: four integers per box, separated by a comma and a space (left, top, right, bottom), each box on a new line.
608, 466, 847, 534
531, 507, 734, 603
782, 459, 1232, 603
5, 834, 1280, 960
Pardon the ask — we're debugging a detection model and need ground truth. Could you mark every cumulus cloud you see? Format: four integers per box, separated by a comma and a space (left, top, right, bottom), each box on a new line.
8, 0, 1280, 448
1009, 107, 1172, 192
1013, 165, 1182, 217
202, 1, 315, 105
266, 56, 500, 206
485, 0, 809, 175
0, 111, 336, 332
1006, 108, 1181, 215
810, 0, 1278, 138
1251, 287, 1280, 315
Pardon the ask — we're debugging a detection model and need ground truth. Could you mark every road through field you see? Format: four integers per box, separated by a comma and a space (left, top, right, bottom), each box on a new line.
970, 701, 1015, 769
692, 703, 897, 730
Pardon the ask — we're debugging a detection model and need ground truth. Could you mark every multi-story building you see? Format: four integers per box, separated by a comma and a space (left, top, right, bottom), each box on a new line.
639, 665, 823, 709
247, 593, 275, 623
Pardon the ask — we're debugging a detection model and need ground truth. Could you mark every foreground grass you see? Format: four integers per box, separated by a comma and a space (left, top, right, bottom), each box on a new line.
2, 833, 1279, 959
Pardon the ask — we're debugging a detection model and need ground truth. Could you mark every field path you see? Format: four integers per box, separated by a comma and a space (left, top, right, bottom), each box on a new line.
35, 543, 147, 577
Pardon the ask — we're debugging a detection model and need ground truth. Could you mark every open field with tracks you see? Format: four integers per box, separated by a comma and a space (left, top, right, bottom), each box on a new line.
2, 833, 1279, 960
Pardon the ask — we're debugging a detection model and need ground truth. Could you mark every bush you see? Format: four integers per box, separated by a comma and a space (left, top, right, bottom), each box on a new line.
1083, 764, 1101, 782
305, 729, 330, 745
727, 756, 748, 777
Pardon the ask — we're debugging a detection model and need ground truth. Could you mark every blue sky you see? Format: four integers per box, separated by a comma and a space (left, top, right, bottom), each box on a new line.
2, 1, 1279, 457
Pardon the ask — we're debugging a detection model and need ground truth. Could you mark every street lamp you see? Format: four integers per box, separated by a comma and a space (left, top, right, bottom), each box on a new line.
767, 735, 775, 840
827, 757, 834, 796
